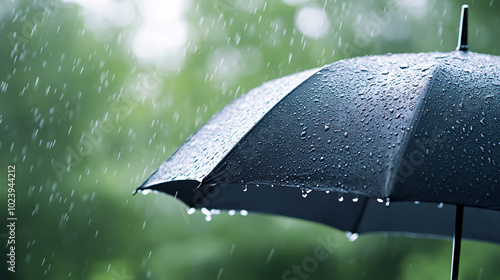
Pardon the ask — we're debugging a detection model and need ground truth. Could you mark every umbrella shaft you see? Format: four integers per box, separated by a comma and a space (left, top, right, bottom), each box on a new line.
451, 205, 464, 280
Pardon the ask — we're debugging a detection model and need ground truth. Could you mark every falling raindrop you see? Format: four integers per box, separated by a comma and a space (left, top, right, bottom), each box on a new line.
229, 244, 236, 256
385, 198, 391, 207
217, 268, 223, 280
266, 248, 275, 263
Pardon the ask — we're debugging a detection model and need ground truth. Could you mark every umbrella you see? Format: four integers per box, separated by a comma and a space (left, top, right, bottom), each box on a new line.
135, 5, 499, 280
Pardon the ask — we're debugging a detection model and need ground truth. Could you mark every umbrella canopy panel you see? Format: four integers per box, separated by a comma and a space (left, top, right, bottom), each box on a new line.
391, 52, 500, 209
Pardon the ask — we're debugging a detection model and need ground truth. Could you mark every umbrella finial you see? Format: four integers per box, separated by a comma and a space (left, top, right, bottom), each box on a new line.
457, 5, 468, 51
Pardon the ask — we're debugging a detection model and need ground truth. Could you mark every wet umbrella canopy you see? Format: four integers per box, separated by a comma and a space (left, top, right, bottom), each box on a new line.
136, 5, 499, 279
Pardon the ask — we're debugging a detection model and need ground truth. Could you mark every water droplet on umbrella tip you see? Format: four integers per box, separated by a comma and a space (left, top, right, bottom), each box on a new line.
301, 187, 312, 198
385, 198, 391, 207
377, 198, 384, 203
228, 209, 236, 216
338, 194, 344, 202
414, 201, 420, 205
138, 189, 153, 195
352, 197, 359, 203
346, 232, 359, 242
242, 184, 248, 192
240, 210, 248, 216
187, 208, 196, 215
437, 202, 444, 208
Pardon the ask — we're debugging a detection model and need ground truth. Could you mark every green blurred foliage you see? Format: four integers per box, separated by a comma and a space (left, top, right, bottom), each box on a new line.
1, 0, 499, 279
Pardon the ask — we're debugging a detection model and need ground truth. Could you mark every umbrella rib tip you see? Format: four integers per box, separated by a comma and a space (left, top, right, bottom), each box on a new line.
456, 4, 469, 51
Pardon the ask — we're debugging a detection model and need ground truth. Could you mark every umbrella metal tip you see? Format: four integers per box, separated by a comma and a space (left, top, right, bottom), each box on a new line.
456, 4, 469, 51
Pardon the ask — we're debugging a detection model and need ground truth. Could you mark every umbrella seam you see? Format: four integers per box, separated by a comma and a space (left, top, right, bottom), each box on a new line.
385, 62, 442, 197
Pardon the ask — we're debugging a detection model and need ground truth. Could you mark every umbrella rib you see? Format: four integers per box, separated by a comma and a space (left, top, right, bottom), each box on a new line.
193, 184, 218, 207
350, 197, 369, 234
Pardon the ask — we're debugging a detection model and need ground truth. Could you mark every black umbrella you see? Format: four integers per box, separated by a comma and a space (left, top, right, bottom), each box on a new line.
135, 5, 499, 280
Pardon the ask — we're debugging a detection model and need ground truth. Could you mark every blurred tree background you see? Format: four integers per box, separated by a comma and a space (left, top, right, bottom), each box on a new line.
1, 0, 499, 279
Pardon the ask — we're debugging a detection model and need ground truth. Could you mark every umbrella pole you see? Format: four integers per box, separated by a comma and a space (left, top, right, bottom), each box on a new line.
451, 205, 464, 280
451, 6, 468, 279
